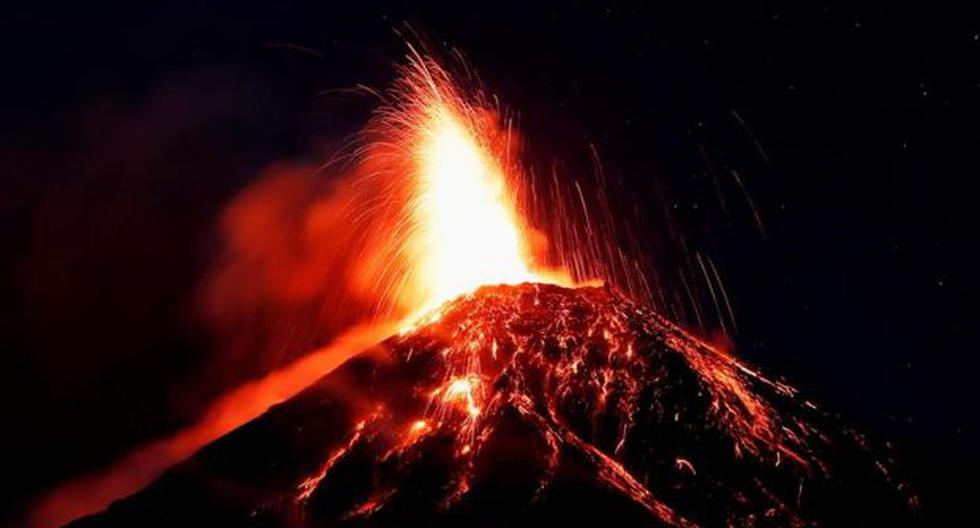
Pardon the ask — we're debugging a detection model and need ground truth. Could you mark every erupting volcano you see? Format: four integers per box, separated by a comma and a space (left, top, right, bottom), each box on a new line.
42, 51, 915, 527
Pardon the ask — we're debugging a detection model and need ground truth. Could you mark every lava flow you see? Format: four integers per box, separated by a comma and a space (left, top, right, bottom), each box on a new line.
35, 51, 916, 527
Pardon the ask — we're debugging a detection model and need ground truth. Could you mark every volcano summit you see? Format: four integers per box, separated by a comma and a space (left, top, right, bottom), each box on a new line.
71, 283, 915, 527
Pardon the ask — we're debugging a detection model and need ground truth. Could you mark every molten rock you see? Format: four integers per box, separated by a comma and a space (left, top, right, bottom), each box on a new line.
72, 283, 916, 527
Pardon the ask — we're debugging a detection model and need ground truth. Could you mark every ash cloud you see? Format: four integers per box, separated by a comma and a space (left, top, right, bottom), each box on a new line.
0, 69, 359, 522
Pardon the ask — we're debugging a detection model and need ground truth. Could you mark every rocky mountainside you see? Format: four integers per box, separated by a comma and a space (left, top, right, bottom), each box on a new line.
72, 283, 917, 527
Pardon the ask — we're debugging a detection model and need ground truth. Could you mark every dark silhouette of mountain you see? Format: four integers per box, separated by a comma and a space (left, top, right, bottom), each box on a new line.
72, 283, 917, 527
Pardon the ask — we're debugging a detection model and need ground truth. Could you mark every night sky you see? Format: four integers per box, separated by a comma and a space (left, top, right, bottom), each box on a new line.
2, 2, 977, 525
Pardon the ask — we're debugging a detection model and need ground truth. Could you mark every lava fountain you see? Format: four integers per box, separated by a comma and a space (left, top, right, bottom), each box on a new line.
405, 88, 537, 308
333, 50, 571, 321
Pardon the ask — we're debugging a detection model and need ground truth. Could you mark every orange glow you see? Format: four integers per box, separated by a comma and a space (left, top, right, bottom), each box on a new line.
410, 104, 536, 310
441, 375, 482, 417
280, 283, 821, 524
28, 322, 395, 528
363, 53, 561, 320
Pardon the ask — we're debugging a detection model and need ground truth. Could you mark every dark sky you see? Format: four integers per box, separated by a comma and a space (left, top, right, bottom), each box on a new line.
2, 1, 977, 525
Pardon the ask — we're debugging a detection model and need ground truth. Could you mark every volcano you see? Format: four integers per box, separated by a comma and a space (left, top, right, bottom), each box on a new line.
69, 283, 915, 527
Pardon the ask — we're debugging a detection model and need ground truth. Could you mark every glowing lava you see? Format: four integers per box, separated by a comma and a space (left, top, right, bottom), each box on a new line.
353, 53, 564, 322
411, 103, 536, 309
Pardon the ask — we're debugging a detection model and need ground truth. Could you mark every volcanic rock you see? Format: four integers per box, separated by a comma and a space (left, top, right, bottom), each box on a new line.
72, 283, 917, 527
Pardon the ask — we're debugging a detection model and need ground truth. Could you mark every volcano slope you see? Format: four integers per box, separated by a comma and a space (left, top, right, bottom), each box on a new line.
72, 283, 917, 527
